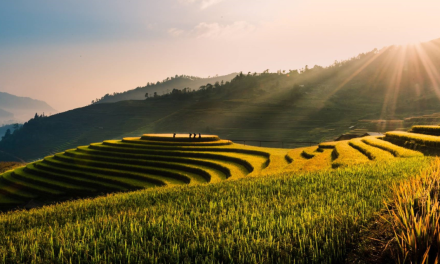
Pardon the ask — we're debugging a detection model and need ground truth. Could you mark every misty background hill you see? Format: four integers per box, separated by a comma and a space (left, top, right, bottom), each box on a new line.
2, 38, 440, 161
0, 108, 13, 119
0, 92, 56, 125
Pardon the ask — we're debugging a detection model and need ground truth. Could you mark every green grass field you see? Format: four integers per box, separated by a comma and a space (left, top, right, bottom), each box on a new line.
0, 157, 430, 263
0, 130, 439, 263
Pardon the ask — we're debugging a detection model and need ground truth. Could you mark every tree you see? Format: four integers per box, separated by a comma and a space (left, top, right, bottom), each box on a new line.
2, 129, 11, 141
172, 88, 181, 95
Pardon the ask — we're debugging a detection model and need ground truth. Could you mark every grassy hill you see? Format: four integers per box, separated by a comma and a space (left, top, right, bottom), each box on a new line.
0, 126, 438, 262
3, 39, 440, 162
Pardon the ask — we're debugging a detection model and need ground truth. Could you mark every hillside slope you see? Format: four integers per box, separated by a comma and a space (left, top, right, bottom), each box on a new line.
2, 38, 440, 161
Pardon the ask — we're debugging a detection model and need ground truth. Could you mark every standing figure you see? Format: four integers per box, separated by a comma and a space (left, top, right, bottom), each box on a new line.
173, 133, 176, 138
193, 133, 197, 138
189, 133, 191, 138
198, 133, 201, 139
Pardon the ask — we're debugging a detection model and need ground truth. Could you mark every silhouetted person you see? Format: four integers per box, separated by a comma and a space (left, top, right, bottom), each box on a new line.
173, 133, 176, 138
189, 133, 191, 138
193, 133, 196, 138
199, 133, 201, 139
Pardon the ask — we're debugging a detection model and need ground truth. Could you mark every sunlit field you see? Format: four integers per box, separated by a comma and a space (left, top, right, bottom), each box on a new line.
0, 157, 430, 263
0, 130, 428, 211
1, 125, 440, 262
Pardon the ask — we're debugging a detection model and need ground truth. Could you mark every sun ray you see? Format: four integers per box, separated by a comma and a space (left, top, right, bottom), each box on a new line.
298, 46, 392, 127
414, 43, 440, 101
325, 47, 389, 101
408, 44, 423, 98
380, 45, 407, 120
370, 46, 399, 89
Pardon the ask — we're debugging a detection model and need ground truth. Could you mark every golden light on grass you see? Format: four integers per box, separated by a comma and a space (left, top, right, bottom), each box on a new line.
384, 158, 440, 264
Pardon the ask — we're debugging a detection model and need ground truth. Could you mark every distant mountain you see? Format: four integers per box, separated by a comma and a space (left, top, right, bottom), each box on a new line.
0, 92, 56, 123
93, 73, 237, 104
0, 108, 14, 125
3, 38, 440, 161
0, 108, 13, 118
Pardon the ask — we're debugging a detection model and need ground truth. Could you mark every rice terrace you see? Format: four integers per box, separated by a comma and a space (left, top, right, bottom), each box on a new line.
3, 1, 440, 263
0, 125, 439, 263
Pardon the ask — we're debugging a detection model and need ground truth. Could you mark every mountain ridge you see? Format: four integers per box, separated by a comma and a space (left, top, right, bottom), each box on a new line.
0, 92, 56, 124
0, 92, 56, 112
93, 73, 237, 104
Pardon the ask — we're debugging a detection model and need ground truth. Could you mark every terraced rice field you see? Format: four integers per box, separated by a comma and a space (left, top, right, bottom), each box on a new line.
0, 129, 438, 263
0, 134, 289, 210
0, 162, 24, 174
410, 125, 440, 135
383, 125, 440, 154
0, 157, 431, 263
0, 132, 427, 211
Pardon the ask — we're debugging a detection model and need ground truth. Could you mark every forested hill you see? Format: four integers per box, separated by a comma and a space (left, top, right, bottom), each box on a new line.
93, 73, 237, 104
2, 38, 440, 162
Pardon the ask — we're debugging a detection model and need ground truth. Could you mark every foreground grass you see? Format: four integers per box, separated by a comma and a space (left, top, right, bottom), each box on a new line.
381, 158, 440, 263
0, 157, 430, 263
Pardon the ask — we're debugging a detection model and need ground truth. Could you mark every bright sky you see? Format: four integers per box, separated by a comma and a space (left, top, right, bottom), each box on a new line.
1, 0, 439, 112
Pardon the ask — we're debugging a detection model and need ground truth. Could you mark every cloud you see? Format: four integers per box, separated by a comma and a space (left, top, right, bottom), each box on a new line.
199, 0, 224, 9
169, 21, 256, 39
168, 28, 185, 37
178, 0, 224, 9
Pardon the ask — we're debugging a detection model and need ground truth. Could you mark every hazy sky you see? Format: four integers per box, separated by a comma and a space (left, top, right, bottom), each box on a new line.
1, 0, 440, 112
